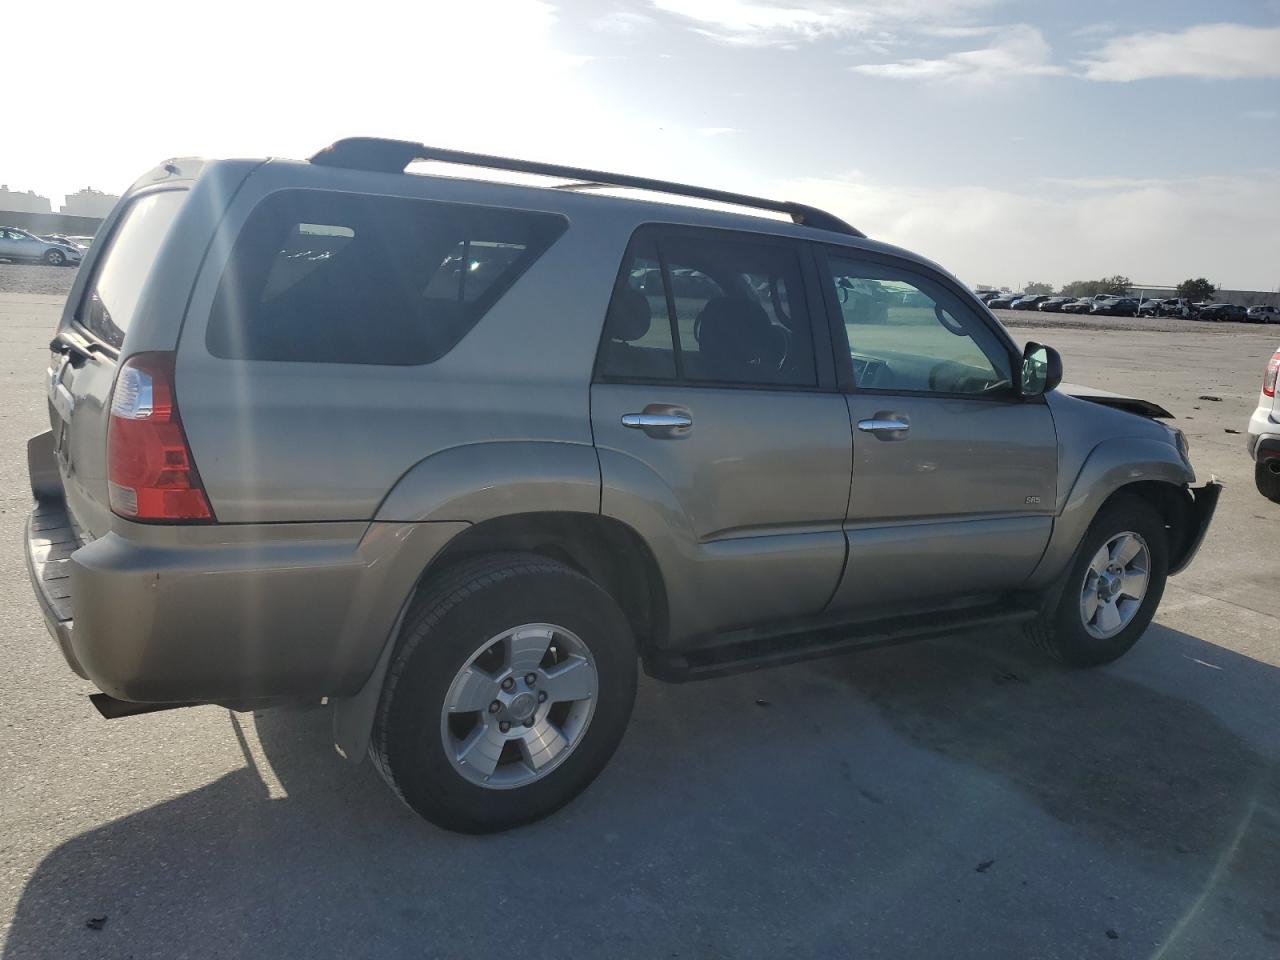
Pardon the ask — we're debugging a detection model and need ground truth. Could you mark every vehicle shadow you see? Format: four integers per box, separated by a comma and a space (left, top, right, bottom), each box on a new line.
4, 623, 1278, 960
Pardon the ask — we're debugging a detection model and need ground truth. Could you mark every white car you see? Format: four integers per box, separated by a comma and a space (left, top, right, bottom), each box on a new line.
1248, 348, 1280, 501
1247, 305, 1278, 324
0, 226, 83, 266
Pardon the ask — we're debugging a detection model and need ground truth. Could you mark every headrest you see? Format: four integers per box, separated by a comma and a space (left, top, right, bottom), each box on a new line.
695, 296, 777, 365
605, 288, 651, 342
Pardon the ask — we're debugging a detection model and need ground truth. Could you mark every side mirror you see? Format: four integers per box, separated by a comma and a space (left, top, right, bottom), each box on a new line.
1021, 342, 1063, 397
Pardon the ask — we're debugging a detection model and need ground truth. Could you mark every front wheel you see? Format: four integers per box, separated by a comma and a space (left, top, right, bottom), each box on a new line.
371, 554, 637, 833
1026, 496, 1168, 667
43, 249, 65, 266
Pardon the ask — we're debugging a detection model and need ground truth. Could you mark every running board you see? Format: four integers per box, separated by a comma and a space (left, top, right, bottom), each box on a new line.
89, 694, 202, 719
646, 602, 1040, 682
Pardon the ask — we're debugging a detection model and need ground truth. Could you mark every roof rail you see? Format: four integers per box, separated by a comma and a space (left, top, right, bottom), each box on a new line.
309, 137, 865, 238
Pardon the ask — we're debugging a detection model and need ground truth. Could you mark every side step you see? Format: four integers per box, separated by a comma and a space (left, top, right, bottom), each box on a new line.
646, 602, 1040, 682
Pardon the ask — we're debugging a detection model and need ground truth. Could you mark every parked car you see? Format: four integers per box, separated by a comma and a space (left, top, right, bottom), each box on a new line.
0, 226, 83, 266
1011, 295, 1050, 310
23, 138, 1220, 832
1248, 348, 1280, 502
1037, 297, 1074, 312
1137, 298, 1169, 316
986, 293, 1022, 309
1246, 305, 1278, 324
1061, 298, 1094, 314
41, 234, 87, 252
1091, 297, 1139, 317
1159, 298, 1197, 318
1199, 303, 1248, 322
974, 290, 1003, 302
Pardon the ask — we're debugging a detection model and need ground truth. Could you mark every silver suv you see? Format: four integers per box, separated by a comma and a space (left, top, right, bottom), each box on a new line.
24, 138, 1220, 832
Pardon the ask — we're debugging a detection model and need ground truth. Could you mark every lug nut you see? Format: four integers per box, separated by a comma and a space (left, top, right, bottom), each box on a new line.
537, 691, 547, 703
499, 721, 510, 733
524, 717, 536, 727
488, 700, 501, 714
501, 677, 516, 692
524, 673, 537, 686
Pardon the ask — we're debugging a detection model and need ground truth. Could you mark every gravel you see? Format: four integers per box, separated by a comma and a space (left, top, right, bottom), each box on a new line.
0, 263, 79, 298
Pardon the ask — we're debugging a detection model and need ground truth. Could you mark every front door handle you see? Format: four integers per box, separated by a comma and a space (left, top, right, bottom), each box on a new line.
857, 418, 910, 435
622, 413, 692, 429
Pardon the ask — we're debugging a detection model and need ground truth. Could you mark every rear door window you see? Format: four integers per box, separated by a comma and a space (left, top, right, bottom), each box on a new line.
207, 190, 566, 365
77, 190, 186, 349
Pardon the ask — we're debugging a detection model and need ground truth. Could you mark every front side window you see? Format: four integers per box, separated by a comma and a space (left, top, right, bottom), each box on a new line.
208, 190, 566, 365
597, 228, 817, 388
825, 254, 1012, 395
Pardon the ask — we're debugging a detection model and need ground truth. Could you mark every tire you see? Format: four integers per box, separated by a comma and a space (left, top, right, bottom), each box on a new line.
43, 249, 65, 266
371, 553, 638, 833
1256, 461, 1280, 503
1025, 496, 1168, 667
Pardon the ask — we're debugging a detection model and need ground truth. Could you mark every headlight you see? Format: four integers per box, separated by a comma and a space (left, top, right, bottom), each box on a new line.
1173, 428, 1191, 463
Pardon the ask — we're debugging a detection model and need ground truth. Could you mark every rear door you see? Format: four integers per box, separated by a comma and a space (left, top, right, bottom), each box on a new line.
591, 226, 852, 643
818, 249, 1058, 614
49, 189, 188, 538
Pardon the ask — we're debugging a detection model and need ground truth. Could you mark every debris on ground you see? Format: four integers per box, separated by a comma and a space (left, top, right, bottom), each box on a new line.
993, 672, 1028, 685
1224, 428, 1241, 434
1198, 395, 1222, 401
85, 916, 107, 931
1105, 929, 1119, 940
754, 698, 770, 707
975, 859, 995, 873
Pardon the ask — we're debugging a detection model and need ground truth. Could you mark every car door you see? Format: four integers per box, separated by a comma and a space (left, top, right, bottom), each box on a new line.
591, 226, 852, 645
818, 248, 1058, 615
10, 229, 44, 261
0, 229, 22, 259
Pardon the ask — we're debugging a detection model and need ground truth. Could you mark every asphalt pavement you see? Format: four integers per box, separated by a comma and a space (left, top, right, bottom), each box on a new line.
1, 284, 1277, 959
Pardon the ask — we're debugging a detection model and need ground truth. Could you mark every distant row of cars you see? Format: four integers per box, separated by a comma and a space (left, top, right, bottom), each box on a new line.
977, 290, 1277, 323
0, 226, 92, 267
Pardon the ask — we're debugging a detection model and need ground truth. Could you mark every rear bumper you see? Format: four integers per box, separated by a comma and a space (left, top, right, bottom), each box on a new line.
1247, 406, 1279, 461
23, 432, 467, 703
1169, 480, 1222, 576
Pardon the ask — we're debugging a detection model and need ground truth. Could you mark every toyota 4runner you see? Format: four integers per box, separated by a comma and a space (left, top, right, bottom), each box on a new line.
25, 138, 1220, 832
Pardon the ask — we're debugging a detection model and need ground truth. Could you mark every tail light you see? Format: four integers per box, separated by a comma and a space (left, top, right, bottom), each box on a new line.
107, 352, 213, 522
1265, 351, 1280, 398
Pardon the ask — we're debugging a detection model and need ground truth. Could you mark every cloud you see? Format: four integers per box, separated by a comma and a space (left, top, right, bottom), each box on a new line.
850, 24, 1064, 83
1241, 108, 1279, 120
698, 126, 742, 135
593, 11, 656, 35
646, 0, 1002, 47
774, 171, 1280, 291
1079, 23, 1280, 81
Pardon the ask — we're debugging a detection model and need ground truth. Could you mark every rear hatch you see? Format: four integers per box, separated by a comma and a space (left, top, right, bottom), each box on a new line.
48, 188, 190, 541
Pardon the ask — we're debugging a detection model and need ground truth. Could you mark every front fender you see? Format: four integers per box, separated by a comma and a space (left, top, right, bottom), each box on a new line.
373, 440, 600, 523
1026, 437, 1193, 589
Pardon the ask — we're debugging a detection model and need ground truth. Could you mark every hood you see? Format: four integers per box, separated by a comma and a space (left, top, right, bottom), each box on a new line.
1057, 382, 1173, 419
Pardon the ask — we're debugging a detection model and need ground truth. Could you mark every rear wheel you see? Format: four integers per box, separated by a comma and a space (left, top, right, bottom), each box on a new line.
43, 249, 65, 266
1026, 496, 1168, 667
371, 554, 637, 833
1256, 461, 1280, 503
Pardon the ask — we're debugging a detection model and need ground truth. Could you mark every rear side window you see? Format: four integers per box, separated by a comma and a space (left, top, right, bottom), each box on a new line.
79, 190, 186, 349
207, 190, 566, 365
598, 228, 818, 388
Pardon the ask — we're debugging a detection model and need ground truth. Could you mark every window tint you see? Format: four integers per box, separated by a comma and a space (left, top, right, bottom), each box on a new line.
826, 254, 1012, 395
207, 190, 566, 365
79, 190, 186, 349
597, 229, 817, 388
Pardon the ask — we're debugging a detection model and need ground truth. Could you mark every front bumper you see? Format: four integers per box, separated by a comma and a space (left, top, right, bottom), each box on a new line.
1169, 480, 1222, 576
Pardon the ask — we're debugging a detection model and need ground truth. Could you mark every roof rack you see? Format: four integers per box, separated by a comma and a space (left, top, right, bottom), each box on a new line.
309, 137, 865, 238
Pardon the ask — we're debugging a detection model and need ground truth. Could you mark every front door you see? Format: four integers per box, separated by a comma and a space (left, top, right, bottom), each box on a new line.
819, 250, 1059, 614
591, 226, 852, 644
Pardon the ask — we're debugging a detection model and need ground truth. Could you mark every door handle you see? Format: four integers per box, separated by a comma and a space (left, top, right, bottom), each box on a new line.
857, 418, 909, 434
622, 413, 692, 429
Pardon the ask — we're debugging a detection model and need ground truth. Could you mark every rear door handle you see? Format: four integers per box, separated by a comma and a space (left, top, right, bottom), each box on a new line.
857, 418, 909, 434
622, 413, 692, 429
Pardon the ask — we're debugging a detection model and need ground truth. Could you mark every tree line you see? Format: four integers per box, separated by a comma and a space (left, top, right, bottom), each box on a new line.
1018, 277, 1218, 300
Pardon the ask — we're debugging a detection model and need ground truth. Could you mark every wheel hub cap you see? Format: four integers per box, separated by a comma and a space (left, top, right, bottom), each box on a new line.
1079, 532, 1150, 640
440, 623, 598, 790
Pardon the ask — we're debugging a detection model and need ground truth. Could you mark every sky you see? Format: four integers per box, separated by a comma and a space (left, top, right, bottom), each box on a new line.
7, 0, 1279, 290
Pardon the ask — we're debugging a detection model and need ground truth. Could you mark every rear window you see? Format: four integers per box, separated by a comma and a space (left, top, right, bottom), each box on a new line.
79, 190, 186, 349
207, 190, 566, 365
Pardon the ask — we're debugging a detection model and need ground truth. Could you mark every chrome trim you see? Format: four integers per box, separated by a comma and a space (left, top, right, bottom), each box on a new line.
856, 418, 909, 433
622, 413, 693, 429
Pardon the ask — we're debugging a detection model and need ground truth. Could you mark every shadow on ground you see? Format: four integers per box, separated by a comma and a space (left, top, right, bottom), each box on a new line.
5, 625, 1278, 959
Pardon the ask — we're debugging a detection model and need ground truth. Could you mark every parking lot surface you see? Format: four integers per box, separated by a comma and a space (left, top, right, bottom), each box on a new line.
1, 273, 1277, 959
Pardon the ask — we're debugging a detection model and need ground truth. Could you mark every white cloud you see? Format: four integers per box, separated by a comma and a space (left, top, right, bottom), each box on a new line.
647, 0, 1001, 46
775, 172, 1280, 291
698, 126, 742, 135
851, 24, 1064, 83
593, 11, 656, 35
1079, 23, 1280, 81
